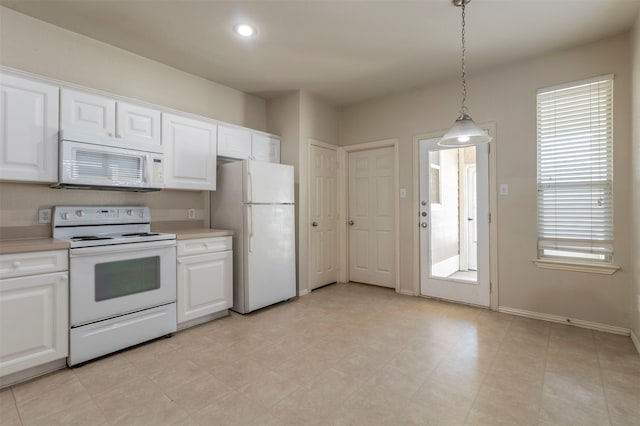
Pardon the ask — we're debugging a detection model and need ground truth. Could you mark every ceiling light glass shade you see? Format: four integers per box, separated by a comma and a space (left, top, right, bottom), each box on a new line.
439, 113, 492, 147
234, 24, 255, 37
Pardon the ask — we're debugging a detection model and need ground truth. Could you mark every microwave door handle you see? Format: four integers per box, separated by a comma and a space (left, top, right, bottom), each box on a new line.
143, 155, 150, 183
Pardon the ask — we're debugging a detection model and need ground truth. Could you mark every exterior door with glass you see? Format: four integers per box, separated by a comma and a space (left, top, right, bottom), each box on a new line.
419, 137, 489, 307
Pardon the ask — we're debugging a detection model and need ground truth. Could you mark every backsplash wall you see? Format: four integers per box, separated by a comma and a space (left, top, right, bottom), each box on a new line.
0, 182, 207, 239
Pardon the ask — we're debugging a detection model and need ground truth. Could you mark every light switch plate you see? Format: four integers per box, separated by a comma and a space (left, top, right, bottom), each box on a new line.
187, 209, 196, 219
400, 188, 407, 198
499, 184, 509, 196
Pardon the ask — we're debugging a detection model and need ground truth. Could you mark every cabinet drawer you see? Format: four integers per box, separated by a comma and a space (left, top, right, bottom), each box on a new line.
177, 236, 232, 256
0, 250, 68, 279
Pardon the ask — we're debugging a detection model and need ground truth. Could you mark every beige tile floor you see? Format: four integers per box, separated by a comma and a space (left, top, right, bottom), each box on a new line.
1, 282, 639, 426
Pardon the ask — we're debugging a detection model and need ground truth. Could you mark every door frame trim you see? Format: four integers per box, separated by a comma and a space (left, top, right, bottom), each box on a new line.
307, 138, 339, 295
337, 139, 400, 293
412, 123, 499, 309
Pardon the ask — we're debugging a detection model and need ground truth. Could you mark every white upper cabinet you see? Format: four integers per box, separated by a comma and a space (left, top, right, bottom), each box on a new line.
115, 101, 161, 146
61, 89, 161, 146
217, 125, 251, 160
0, 72, 59, 183
162, 113, 217, 191
252, 134, 281, 163
217, 125, 281, 164
61, 88, 116, 136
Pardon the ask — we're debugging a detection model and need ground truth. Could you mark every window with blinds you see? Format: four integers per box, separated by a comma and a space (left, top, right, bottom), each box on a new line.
536, 75, 613, 264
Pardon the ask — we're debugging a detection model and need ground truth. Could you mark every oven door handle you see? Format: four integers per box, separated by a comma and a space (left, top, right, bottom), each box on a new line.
70, 239, 176, 256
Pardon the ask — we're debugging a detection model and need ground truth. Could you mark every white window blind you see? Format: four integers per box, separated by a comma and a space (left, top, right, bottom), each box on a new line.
536, 75, 613, 263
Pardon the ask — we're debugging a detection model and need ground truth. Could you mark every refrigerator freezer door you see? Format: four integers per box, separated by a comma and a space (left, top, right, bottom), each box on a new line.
245, 161, 294, 204
244, 204, 296, 312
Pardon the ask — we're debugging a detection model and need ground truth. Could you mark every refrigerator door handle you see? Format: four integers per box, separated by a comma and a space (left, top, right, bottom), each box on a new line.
248, 204, 253, 252
247, 163, 253, 203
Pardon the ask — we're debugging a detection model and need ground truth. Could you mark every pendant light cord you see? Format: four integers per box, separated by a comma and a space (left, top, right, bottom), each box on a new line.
460, 0, 468, 117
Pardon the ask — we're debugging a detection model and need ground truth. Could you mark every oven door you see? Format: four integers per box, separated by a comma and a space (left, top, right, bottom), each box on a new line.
69, 240, 176, 327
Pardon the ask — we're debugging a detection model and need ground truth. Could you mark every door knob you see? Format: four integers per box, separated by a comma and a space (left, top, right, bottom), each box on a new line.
348, 220, 354, 226
312, 222, 318, 227
420, 222, 427, 228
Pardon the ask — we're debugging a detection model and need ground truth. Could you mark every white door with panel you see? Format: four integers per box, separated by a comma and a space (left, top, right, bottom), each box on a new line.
348, 147, 395, 288
162, 113, 217, 190
217, 125, 252, 160
61, 89, 116, 136
310, 144, 338, 290
419, 137, 489, 307
252, 134, 280, 163
0, 73, 59, 183
0, 250, 68, 378
177, 250, 232, 324
116, 101, 161, 146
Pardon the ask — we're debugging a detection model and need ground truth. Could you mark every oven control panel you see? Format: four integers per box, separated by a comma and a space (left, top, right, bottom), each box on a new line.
53, 206, 150, 226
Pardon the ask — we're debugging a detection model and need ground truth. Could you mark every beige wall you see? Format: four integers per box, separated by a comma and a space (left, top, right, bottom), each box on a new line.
340, 33, 633, 328
631, 11, 640, 340
0, 6, 268, 233
267, 91, 339, 294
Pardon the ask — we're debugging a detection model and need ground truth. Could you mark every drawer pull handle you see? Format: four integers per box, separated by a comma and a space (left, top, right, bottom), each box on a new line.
60, 275, 68, 281
12, 261, 21, 268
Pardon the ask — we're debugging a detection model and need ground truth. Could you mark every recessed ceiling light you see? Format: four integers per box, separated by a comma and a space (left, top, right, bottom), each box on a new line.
234, 24, 256, 37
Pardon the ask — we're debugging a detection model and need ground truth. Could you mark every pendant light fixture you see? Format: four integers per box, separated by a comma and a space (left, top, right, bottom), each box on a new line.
439, 0, 491, 147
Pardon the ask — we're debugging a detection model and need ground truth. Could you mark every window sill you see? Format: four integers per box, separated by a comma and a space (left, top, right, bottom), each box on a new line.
532, 259, 620, 275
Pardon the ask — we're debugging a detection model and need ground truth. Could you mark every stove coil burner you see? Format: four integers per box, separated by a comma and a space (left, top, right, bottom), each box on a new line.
71, 236, 113, 241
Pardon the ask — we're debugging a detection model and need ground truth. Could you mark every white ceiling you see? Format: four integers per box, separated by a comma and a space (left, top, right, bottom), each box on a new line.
2, 0, 639, 106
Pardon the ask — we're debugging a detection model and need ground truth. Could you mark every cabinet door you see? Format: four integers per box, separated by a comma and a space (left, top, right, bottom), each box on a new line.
60, 89, 116, 136
0, 73, 59, 183
217, 125, 251, 160
0, 272, 68, 377
252, 134, 281, 163
116, 101, 161, 146
177, 251, 232, 323
162, 113, 217, 190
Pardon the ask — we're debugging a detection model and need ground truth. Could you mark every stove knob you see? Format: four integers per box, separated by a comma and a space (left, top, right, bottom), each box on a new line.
60, 212, 69, 220
139, 211, 145, 218
126, 209, 133, 216
75, 210, 84, 217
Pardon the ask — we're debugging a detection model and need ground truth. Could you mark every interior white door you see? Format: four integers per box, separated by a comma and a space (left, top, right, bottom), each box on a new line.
419, 137, 489, 307
309, 144, 338, 290
348, 147, 395, 288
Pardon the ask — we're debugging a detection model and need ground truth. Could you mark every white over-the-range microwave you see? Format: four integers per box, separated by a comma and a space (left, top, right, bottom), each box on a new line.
53, 130, 165, 192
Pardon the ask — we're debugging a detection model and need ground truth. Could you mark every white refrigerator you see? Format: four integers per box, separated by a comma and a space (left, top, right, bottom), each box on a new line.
210, 160, 296, 314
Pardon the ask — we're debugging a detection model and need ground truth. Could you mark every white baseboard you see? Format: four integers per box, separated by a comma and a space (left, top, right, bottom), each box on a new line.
298, 289, 309, 297
631, 330, 640, 355
0, 358, 67, 389
498, 306, 630, 336
398, 289, 415, 296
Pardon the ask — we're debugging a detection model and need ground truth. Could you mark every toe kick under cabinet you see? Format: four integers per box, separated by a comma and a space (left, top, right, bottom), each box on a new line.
0, 250, 68, 381
177, 236, 233, 329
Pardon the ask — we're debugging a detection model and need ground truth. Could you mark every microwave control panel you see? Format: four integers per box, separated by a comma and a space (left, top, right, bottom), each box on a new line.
151, 157, 164, 184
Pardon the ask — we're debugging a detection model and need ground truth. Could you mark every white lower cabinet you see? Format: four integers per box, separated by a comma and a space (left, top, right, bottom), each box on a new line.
0, 251, 68, 378
177, 237, 232, 325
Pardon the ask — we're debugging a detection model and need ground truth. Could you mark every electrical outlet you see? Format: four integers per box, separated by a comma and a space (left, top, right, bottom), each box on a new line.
187, 209, 196, 220
38, 208, 52, 224
637, 295, 640, 313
